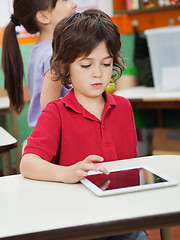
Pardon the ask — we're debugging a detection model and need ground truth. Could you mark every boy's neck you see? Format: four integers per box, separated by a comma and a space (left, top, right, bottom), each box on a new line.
75, 92, 106, 121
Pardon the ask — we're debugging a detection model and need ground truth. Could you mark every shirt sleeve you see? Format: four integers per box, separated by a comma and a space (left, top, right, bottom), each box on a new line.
23, 101, 62, 164
42, 43, 52, 75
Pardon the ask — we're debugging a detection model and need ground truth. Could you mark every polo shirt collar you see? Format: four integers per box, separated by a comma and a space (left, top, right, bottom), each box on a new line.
62, 89, 82, 114
62, 89, 116, 119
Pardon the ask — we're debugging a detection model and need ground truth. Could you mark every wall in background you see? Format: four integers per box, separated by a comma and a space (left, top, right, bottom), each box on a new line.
0, 0, 11, 27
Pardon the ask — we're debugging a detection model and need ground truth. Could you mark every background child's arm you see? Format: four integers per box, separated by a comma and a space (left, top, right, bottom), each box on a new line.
20, 154, 109, 183
40, 70, 62, 109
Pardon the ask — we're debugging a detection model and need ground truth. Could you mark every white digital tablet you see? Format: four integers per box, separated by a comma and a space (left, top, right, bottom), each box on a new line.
80, 166, 178, 197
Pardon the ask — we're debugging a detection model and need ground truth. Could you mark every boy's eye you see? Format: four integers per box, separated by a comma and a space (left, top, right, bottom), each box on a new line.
103, 63, 111, 67
81, 65, 91, 68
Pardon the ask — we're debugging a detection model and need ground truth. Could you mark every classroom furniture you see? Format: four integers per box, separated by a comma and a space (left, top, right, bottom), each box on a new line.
114, 86, 180, 127
0, 95, 21, 173
0, 87, 30, 173
0, 155, 179, 240
115, 86, 180, 109
0, 127, 17, 175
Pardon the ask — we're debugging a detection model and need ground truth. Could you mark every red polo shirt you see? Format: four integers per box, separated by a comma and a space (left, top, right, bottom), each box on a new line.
24, 90, 138, 166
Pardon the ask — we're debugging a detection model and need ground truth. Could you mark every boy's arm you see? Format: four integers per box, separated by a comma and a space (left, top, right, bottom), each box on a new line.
20, 153, 66, 182
20, 154, 109, 183
40, 70, 62, 109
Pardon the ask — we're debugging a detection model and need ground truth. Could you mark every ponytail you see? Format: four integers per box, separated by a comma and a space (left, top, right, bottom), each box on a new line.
1, 0, 59, 113
1, 20, 24, 114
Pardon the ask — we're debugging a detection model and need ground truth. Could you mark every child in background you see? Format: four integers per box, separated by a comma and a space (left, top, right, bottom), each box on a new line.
1, 0, 77, 127
20, 9, 147, 240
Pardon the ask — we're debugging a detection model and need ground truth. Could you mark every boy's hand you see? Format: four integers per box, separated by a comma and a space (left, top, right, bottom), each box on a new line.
63, 155, 109, 184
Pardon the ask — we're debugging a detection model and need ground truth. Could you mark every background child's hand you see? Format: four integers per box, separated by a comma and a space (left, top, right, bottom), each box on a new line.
63, 155, 109, 184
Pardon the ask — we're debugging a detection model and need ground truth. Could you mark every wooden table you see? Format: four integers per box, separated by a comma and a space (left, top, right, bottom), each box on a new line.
0, 127, 17, 175
115, 86, 180, 127
0, 155, 179, 240
114, 86, 180, 109
0, 96, 21, 173
0, 87, 30, 173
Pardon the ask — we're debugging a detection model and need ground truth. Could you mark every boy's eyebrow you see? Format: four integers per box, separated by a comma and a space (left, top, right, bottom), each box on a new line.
79, 56, 112, 61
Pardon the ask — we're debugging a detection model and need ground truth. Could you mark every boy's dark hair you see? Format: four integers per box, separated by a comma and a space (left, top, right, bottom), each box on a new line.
51, 9, 124, 89
1, 0, 58, 113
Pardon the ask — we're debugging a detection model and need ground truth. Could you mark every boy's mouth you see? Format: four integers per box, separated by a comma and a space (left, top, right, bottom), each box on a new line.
91, 83, 103, 88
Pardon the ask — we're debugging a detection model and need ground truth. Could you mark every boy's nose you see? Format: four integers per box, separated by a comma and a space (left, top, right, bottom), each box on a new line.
92, 67, 102, 78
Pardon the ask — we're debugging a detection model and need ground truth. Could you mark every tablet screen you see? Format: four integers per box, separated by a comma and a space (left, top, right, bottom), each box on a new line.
85, 168, 167, 191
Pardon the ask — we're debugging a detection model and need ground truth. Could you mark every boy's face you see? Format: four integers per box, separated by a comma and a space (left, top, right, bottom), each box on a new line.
69, 41, 113, 101
50, 0, 77, 28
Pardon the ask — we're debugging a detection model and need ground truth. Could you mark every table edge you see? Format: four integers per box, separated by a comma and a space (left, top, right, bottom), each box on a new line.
0, 142, 18, 153
2, 211, 180, 240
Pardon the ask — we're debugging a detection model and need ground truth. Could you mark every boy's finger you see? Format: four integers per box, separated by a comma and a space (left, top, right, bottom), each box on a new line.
83, 163, 109, 175
98, 165, 109, 175
84, 155, 104, 163
76, 170, 88, 179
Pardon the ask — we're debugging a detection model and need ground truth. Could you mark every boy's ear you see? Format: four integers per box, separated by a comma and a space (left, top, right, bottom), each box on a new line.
36, 10, 51, 25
